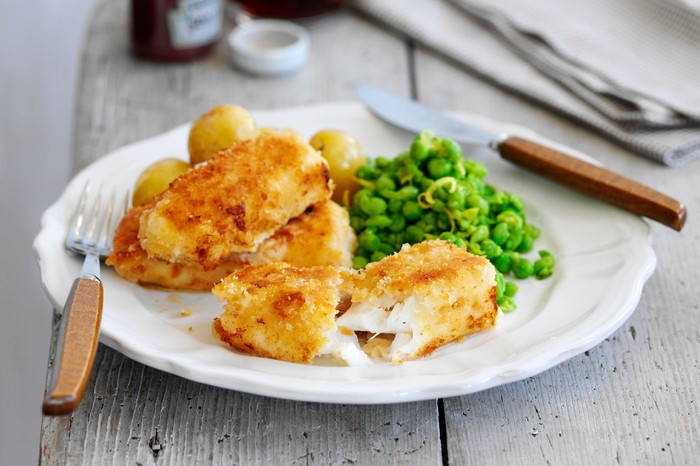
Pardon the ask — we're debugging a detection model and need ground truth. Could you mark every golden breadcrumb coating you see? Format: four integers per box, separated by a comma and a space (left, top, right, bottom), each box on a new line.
241, 201, 356, 268
107, 206, 244, 291
212, 240, 498, 365
139, 129, 333, 270
212, 263, 347, 364
107, 201, 355, 291
344, 240, 498, 363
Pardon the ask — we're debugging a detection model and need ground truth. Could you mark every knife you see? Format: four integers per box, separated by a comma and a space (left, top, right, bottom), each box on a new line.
356, 84, 687, 231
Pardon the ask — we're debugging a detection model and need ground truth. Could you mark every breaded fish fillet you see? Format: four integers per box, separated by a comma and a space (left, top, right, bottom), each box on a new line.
107, 206, 243, 291
212, 263, 356, 364
107, 201, 356, 291
212, 240, 498, 365
338, 240, 498, 364
240, 201, 356, 268
139, 129, 333, 270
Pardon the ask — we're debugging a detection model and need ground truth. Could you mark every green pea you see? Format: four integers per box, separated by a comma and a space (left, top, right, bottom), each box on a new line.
464, 159, 488, 178
396, 185, 419, 201
420, 177, 434, 192
370, 251, 388, 262
427, 158, 452, 179
349, 216, 364, 230
375, 175, 396, 192
516, 234, 533, 253
452, 237, 467, 248
414, 220, 433, 234
488, 191, 509, 212
359, 230, 381, 252
504, 281, 518, 297
396, 166, 413, 184
356, 164, 378, 180
524, 223, 541, 239
378, 242, 395, 255
471, 225, 489, 242
436, 213, 451, 231
497, 210, 523, 229
405, 225, 425, 244
512, 257, 534, 279
480, 239, 502, 259
495, 272, 505, 301
442, 139, 462, 159
375, 156, 391, 169
422, 211, 437, 227
459, 207, 480, 223
352, 189, 372, 208
491, 222, 510, 245
467, 194, 489, 214
504, 227, 523, 251
360, 197, 387, 216
365, 215, 393, 229
439, 232, 457, 242
388, 215, 407, 233
377, 189, 395, 200
433, 186, 450, 202
402, 201, 423, 221
455, 215, 472, 231
410, 138, 430, 162
534, 250, 556, 279
352, 256, 369, 269
508, 193, 525, 211
466, 193, 482, 208
491, 252, 513, 273
467, 241, 485, 256
430, 199, 446, 213
388, 198, 403, 213
499, 296, 516, 313
387, 232, 405, 249
447, 186, 467, 211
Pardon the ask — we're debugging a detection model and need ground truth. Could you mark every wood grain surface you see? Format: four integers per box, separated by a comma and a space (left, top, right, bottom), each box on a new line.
40, 1, 700, 464
498, 136, 686, 231
43, 276, 103, 416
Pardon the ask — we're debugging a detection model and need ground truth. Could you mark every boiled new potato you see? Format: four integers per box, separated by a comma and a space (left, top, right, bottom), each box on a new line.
132, 158, 191, 207
188, 105, 259, 165
309, 129, 366, 204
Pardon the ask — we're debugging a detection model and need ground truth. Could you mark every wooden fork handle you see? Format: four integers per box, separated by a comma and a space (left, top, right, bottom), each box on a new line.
43, 275, 103, 416
499, 136, 687, 231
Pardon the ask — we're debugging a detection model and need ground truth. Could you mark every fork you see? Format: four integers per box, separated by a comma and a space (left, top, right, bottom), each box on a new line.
42, 183, 128, 416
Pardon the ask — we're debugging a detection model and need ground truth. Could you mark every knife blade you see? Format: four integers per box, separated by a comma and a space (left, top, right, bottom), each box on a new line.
357, 84, 686, 231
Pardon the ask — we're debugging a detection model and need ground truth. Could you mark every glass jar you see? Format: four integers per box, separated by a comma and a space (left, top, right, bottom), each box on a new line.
131, 0, 223, 62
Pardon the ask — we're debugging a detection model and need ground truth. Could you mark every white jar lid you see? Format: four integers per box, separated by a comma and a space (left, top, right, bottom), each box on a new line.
228, 20, 310, 76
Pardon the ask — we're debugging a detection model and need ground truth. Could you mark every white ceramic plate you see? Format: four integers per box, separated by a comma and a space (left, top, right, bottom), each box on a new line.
34, 102, 655, 404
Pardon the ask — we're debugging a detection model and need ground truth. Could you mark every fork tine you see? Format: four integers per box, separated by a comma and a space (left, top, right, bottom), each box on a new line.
66, 183, 127, 257
95, 191, 116, 250
69, 182, 91, 239
83, 190, 103, 247
106, 190, 130, 248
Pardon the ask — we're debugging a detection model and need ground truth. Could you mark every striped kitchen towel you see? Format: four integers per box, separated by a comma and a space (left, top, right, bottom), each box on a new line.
354, 0, 700, 167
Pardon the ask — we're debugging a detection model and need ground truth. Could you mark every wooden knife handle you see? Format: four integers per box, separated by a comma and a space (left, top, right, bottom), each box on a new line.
43, 275, 103, 416
498, 136, 687, 231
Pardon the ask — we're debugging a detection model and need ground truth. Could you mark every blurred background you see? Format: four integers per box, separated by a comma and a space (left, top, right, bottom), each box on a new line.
1, 0, 98, 463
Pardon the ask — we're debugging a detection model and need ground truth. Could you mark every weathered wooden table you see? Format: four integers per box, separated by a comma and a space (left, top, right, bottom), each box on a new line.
40, 1, 700, 464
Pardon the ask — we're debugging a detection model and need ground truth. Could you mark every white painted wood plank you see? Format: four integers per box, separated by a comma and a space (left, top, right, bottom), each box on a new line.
44, 345, 440, 465
413, 48, 700, 464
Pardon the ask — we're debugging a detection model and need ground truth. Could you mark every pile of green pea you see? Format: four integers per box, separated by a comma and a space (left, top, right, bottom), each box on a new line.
347, 130, 555, 312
